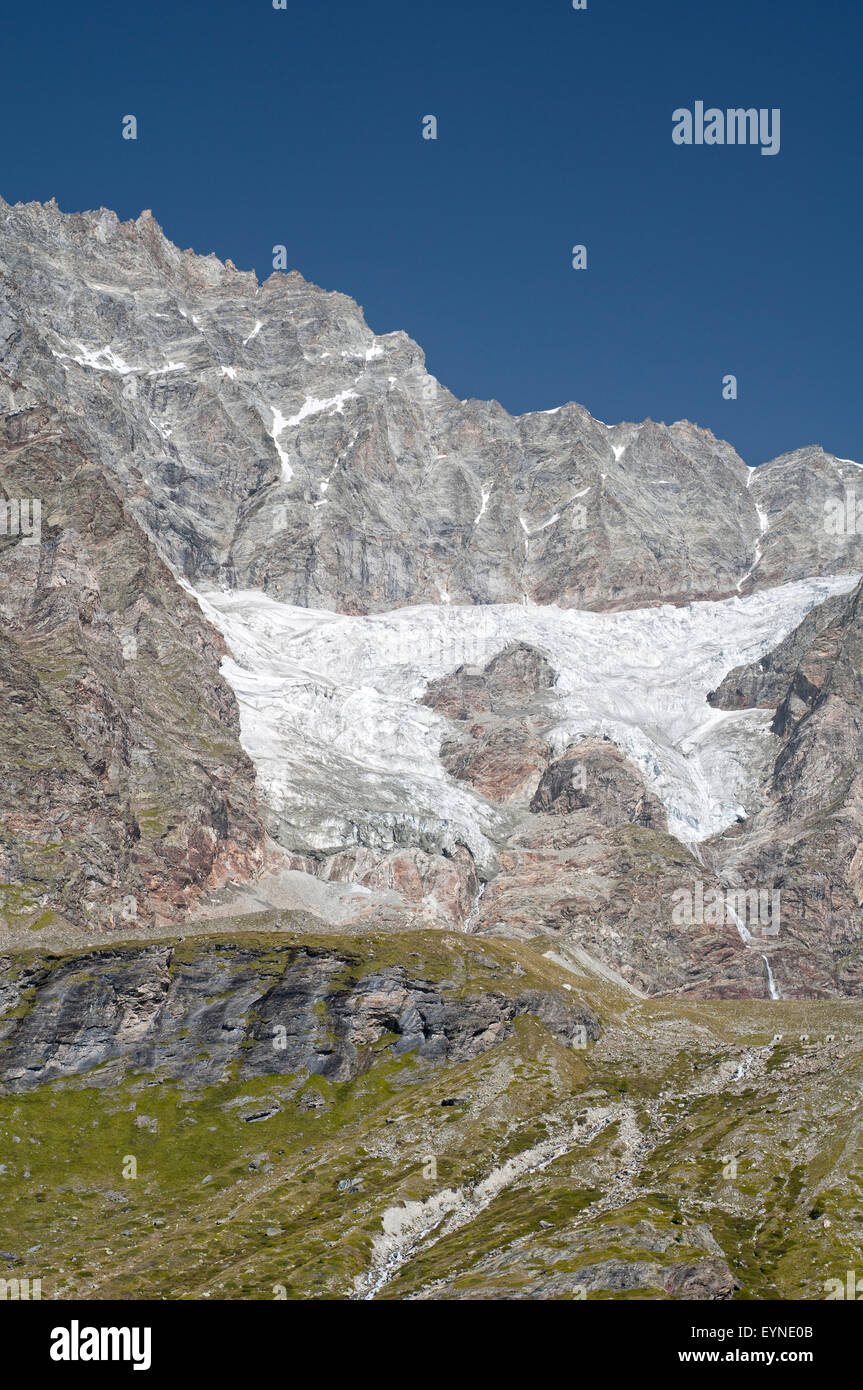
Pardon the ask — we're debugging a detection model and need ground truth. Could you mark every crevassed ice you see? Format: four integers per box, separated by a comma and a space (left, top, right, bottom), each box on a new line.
194, 575, 859, 860
262, 392, 362, 477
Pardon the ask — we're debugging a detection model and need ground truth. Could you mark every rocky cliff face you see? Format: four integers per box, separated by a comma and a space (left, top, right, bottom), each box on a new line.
0, 936, 598, 1092
1, 193, 862, 1003
1, 195, 861, 616
706, 579, 863, 995
0, 404, 264, 932
709, 588, 853, 718
419, 642, 766, 998
2, 195, 863, 1303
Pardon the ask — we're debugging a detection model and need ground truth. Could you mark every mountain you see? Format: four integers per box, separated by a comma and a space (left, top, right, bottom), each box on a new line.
2, 195, 862, 1003
3, 195, 863, 1303
2, 195, 861, 616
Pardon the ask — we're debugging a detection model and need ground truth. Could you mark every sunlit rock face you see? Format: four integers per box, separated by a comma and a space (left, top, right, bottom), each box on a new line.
2, 195, 861, 616
2, 195, 863, 996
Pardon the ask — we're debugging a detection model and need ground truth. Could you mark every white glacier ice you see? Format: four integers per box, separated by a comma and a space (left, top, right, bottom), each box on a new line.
192, 575, 859, 864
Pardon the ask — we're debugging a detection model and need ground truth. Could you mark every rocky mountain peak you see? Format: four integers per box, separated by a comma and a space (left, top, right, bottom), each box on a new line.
1, 196, 862, 1002
3, 195, 860, 617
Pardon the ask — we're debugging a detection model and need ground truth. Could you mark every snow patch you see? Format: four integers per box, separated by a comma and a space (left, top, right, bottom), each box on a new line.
269, 408, 294, 481
474, 485, 492, 526
737, 505, 770, 590
147, 361, 186, 376
520, 512, 561, 538
52, 342, 136, 375
282, 390, 359, 428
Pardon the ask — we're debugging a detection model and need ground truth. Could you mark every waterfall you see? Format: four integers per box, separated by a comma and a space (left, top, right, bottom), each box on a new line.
762, 954, 780, 1000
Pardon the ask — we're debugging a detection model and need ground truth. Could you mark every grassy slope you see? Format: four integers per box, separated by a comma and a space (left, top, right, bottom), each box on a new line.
1, 930, 861, 1301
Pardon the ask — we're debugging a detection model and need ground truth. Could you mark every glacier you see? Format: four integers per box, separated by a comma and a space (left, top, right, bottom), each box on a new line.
192, 575, 859, 865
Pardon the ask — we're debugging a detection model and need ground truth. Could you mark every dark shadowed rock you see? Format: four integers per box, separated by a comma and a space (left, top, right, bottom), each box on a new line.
530, 740, 667, 831
0, 939, 599, 1091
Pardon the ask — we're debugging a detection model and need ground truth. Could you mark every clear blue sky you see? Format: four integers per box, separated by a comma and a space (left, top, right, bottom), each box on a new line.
2, 0, 860, 464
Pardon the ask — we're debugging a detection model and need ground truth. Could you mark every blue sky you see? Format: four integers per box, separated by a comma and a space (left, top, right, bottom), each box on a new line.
2, 0, 860, 463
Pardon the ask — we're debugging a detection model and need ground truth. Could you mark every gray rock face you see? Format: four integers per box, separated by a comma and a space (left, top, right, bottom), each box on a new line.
2, 195, 860, 616
748, 447, 863, 592
0, 940, 599, 1091
708, 578, 863, 995
530, 741, 667, 830
426, 1251, 735, 1302
423, 642, 557, 718
474, 815, 769, 999
423, 642, 557, 804
421, 649, 763, 998
709, 590, 852, 716
0, 404, 264, 931
1, 194, 862, 1000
